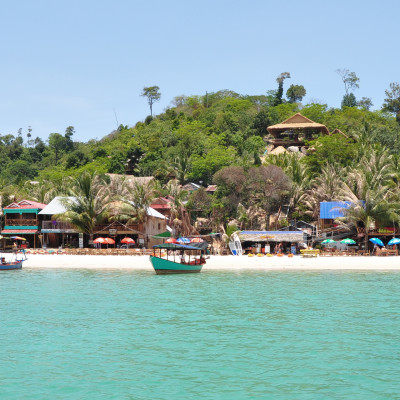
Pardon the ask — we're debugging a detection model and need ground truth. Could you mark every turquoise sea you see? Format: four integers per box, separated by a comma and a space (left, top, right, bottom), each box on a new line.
1, 268, 400, 400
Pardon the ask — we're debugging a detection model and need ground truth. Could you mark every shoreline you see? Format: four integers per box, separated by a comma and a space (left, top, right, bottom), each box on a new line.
20, 254, 400, 271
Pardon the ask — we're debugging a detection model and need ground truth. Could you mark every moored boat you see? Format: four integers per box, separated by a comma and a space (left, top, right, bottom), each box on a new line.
0, 250, 27, 271
150, 242, 208, 274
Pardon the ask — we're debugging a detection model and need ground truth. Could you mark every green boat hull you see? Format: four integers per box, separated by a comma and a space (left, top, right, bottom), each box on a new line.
149, 255, 204, 274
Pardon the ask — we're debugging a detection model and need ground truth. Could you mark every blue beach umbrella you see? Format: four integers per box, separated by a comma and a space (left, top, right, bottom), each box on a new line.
388, 238, 400, 246
369, 237, 384, 247
176, 237, 190, 244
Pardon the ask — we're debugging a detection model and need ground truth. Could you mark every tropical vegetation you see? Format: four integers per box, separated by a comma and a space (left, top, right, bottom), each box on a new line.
1, 74, 400, 237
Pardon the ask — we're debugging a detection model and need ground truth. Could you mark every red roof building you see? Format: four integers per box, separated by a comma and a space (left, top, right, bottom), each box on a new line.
1, 200, 47, 248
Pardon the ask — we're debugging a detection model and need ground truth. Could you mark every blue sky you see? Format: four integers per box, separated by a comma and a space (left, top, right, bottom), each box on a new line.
1, 0, 398, 142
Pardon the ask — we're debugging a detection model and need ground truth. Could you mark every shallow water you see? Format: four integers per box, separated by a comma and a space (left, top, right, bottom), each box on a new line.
1, 268, 400, 399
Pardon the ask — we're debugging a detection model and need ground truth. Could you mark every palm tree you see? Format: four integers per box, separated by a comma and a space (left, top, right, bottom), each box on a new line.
23, 179, 59, 204
302, 164, 345, 221
57, 172, 111, 242
336, 162, 400, 249
113, 179, 156, 228
163, 180, 196, 236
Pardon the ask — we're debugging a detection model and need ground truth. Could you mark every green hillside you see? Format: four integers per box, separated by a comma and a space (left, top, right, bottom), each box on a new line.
1, 87, 400, 232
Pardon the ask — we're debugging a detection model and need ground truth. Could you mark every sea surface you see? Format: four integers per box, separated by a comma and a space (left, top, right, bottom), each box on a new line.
1, 268, 400, 400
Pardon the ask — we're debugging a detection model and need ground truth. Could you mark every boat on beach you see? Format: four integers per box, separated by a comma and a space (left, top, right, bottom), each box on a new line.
0, 250, 27, 271
150, 242, 208, 274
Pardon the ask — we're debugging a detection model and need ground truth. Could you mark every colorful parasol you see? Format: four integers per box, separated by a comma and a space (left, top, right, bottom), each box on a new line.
121, 237, 135, 244
369, 238, 384, 246
388, 238, 400, 246
190, 237, 204, 243
340, 238, 356, 245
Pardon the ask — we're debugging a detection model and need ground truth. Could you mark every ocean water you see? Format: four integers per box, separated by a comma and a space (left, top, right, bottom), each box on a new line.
1, 268, 400, 400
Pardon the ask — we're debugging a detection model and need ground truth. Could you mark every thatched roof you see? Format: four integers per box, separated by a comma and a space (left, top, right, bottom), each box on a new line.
106, 174, 154, 185
267, 113, 329, 135
269, 146, 287, 155
330, 128, 349, 138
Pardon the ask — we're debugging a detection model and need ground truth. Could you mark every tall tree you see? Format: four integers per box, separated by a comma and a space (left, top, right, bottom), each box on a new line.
48, 133, 66, 164
336, 69, 360, 95
382, 82, 400, 124
341, 93, 357, 108
286, 84, 306, 103
141, 86, 161, 116
357, 97, 373, 110
336, 69, 360, 109
64, 126, 75, 152
274, 72, 291, 105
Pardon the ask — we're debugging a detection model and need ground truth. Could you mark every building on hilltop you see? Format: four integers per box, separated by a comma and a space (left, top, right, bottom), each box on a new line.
266, 113, 330, 149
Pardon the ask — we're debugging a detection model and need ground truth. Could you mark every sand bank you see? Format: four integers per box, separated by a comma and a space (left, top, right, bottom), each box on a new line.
21, 254, 400, 271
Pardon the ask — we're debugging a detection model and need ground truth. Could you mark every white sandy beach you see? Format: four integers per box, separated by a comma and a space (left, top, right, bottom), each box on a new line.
21, 254, 400, 271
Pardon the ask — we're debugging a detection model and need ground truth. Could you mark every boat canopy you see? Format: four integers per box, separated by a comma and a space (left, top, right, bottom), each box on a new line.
153, 242, 208, 251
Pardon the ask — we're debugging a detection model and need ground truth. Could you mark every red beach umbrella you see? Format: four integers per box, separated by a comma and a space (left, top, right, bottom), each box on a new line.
93, 237, 106, 244
104, 237, 115, 245
121, 237, 135, 244
190, 237, 204, 243
165, 238, 177, 244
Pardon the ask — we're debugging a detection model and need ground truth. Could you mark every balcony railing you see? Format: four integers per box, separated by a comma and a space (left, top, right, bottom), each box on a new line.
42, 221, 76, 231
5, 218, 38, 226
41, 221, 143, 234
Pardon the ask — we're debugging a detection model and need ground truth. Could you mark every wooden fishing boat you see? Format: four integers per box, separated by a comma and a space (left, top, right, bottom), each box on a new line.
150, 242, 208, 274
0, 250, 27, 271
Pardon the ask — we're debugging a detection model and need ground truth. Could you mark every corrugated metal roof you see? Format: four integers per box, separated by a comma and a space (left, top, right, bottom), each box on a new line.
1, 229, 38, 234
38, 197, 76, 215
319, 201, 351, 219
4, 200, 47, 210
40, 197, 166, 220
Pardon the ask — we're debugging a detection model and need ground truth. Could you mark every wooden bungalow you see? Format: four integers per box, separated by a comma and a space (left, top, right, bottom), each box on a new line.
266, 113, 330, 148
1, 200, 47, 248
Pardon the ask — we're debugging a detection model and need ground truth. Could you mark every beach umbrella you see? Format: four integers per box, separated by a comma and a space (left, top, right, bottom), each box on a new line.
369, 237, 384, 246
165, 238, 177, 244
10, 236, 26, 241
93, 237, 106, 244
321, 239, 336, 244
388, 238, 400, 246
340, 238, 356, 245
121, 237, 135, 244
104, 237, 115, 245
190, 237, 204, 243
176, 237, 190, 244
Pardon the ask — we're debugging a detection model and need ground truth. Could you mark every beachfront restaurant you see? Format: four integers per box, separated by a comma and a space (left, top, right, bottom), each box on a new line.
319, 201, 399, 243
238, 230, 306, 254
39, 196, 169, 248
1, 200, 47, 248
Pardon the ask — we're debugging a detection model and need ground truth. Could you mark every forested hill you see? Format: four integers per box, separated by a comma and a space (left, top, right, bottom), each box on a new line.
1, 88, 400, 190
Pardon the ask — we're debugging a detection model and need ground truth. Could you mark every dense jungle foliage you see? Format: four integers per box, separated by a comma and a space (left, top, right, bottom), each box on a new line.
2, 81, 400, 232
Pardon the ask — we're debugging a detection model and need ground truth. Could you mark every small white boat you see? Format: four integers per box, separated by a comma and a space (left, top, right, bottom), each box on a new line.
229, 233, 242, 256
0, 250, 27, 271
